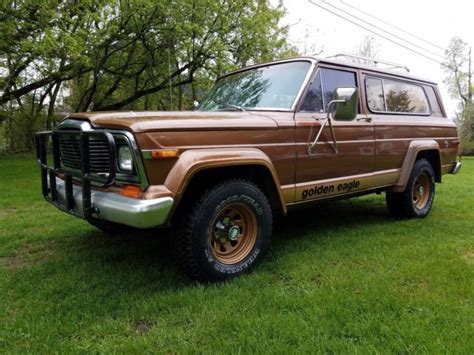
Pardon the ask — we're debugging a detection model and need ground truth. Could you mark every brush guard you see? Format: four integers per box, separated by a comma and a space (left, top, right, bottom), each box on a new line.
35, 130, 117, 221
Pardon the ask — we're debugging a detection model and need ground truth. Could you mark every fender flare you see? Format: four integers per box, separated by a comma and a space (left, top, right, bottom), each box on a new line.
164, 148, 287, 214
392, 140, 441, 192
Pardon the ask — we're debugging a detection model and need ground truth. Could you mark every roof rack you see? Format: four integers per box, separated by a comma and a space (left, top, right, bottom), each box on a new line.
326, 52, 410, 72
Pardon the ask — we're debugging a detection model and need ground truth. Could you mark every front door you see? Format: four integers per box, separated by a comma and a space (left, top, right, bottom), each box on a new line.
293, 66, 375, 203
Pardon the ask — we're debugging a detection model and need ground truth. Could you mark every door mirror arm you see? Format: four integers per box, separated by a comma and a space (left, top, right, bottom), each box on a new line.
307, 86, 358, 155
307, 99, 345, 154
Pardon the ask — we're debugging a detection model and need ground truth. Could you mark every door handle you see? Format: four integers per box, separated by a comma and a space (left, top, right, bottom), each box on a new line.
356, 117, 372, 123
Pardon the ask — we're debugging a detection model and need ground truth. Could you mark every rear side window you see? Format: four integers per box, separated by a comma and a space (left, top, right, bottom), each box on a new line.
366, 77, 430, 114
424, 86, 443, 116
301, 68, 357, 112
366, 78, 385, 111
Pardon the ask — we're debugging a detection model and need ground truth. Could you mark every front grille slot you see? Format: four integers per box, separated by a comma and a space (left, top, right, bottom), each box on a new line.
59, 134, 126, 174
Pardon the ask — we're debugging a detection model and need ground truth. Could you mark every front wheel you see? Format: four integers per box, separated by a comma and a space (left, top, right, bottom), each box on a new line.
178, 180, 272, 282
386, 159, 436, 218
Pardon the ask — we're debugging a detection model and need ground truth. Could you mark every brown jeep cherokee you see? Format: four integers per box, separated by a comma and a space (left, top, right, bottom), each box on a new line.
36, 57, 461, 281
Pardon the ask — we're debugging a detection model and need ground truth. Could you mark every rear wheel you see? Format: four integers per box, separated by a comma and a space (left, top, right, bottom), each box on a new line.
178, 179, 272, 282
386, 159, 435, 218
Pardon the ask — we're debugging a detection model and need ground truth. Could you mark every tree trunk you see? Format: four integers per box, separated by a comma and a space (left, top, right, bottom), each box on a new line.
178, 82, 183, 110
47, 82, 62, 129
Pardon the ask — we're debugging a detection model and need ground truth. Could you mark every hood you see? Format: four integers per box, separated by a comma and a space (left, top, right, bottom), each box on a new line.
66, 111, 279, 132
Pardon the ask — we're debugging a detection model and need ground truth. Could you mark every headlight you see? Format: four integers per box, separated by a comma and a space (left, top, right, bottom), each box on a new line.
118, 145, 133, 172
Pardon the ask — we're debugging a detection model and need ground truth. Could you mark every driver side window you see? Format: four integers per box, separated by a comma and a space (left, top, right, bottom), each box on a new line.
301, 68, 357, 112
301, 70, 323, 112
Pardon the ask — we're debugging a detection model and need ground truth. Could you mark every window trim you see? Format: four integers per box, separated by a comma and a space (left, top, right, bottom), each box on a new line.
365, 75, 432, 116
318, 69, 326, 110
290, 59, 317, 111
299, 68, 324, 113
299, 66, 359, 113
208, 58, 316, 113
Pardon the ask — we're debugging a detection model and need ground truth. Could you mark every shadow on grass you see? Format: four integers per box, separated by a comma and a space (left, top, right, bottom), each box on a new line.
7, 195, 391, 309
0, 195, 398, 334
275, 195, 389, 242
47, 196, 389, 284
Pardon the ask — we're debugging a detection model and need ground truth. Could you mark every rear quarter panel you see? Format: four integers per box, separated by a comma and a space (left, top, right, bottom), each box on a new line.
359, 71, 459, 176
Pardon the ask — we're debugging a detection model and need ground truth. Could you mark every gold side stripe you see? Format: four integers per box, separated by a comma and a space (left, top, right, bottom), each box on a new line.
282, 169, 401, 204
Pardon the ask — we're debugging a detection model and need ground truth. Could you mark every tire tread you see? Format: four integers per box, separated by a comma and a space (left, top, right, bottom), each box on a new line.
177, 179, 272, 282
386, 159, 435, 219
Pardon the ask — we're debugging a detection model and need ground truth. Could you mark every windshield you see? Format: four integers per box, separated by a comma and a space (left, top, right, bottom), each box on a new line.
198, 61, 311, 111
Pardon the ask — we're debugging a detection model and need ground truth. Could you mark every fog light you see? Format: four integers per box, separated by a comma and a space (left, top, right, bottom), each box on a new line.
118, 146, 133, 172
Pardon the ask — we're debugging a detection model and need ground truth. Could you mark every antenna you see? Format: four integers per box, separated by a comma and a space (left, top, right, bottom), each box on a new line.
326, 53, 410, 72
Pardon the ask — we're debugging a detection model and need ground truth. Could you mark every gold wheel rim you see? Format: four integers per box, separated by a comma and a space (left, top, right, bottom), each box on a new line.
209, 203, 257, 265
413, 172, 430, 209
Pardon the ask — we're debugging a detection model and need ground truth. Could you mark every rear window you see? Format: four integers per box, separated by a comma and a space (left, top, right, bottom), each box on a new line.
365, 77, 430, 114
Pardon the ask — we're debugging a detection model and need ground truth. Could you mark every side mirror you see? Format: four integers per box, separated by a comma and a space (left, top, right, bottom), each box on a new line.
331, 86, 358, 121
308, 86, 358, 155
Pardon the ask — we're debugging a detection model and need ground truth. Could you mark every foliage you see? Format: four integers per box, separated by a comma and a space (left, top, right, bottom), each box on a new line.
4, 111, 43, 152
443, 37, 472, 108
386, 89, 414, 113
442, 37, 473, 153
0, 123, 5, 152
0, 0, 296, 151
353, 35, 380, 64
0, 0, 296, 114
0, 155, 473, 352
0, 94, 63, 152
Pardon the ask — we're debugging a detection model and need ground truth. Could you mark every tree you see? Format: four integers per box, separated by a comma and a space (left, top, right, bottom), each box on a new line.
0, 1, 107, 106
385, 89, 414, 113
442, 37, 473, 152
0, 0, 296, 151
354, 35, 379, 64
1, 0, 296, 112
337, 35, 381, 65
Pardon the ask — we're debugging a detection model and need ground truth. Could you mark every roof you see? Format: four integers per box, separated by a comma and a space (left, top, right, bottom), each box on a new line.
221, 56, 438, 85
314, 57, 437, 85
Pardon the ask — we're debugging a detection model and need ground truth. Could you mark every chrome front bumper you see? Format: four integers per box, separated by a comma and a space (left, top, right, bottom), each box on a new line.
53, 178, 173, 229
450, 161, 462, 174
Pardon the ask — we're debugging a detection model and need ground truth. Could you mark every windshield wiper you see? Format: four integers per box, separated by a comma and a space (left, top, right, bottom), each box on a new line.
222, 103, 246, 112
207, 98, 246, 112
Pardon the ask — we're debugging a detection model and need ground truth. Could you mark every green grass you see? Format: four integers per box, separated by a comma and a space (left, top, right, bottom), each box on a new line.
469, 140, 474, 155
1, 155, 473, 353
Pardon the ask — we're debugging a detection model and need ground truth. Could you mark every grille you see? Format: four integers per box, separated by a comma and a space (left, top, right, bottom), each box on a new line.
59, 134, 114, 173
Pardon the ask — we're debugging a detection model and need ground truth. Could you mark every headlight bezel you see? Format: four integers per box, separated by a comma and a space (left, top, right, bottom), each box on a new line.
110, 132, 143, 187
117, 144, 134, 173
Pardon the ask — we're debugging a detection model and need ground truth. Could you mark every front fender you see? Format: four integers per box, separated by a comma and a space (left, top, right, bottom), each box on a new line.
164, 148, 286, 213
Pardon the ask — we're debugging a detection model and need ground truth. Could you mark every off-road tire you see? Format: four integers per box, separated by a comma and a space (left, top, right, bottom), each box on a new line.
178, 179, 272, 282
386, 159, 435, 218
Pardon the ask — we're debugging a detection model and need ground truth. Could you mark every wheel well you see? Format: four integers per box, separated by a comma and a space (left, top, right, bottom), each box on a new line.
172, 165, 283, 221
416, 150, 441, 182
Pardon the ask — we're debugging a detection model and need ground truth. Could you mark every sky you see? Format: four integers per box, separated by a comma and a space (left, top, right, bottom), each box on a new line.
274, 0, 474, 118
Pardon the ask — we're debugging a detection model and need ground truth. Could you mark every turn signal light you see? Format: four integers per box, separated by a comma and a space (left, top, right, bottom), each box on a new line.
121, 185, 142, 198
150, 149, 179, 159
